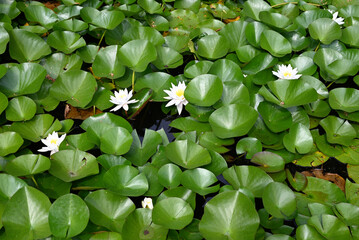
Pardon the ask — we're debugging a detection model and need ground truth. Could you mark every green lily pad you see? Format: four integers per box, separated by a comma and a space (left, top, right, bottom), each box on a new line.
99, 127, 133, 155
41, 52, 83, 80
124, 129, 162, 166
9, 29, 51, 63
181, 168, 219, 195
258, 101, 292, 133
158, 163, 182, 189
259, 12, 291, 29
223, 165, 273, 197
296, 224, 326, 240
153, 46, 183, 70
0, 62, 46, 97
251, 151, 285, 173
263, 182, 297, 219
5, 96, 36, 121
80, 7, 124, 30
2, 186, 51, 239
184, 74, 223, 107
50, 69, 97, 108
236, 137, 262, 159
118, 39, 157, 72
49, 194, 89, 238
5, 154, 50, 176
308, 214, 351, 239
47, 31, 86, 54
329, 88, 359, 112
0, 26, 9, 54
0, 131, 23, 157
243, 0, 271, 21
199, 190, 260, 240
242, 52, 278, 75
199, 131, 234, 153
53, 18, 88, 32
164, 139, 211, 169
283, 123, 313, 154
49, 149, 99, 182
10, 114, 61, 142
259, 79, 318, 108
319, 116, 356, 146
260, 30, 292, 57
208, 59, 244, 83
153, 197, 194, 230
184, 60, 213, 78
309, 18, 342, 45
76, 45, 99, 63
122, 25, 164, 46
219, 20, 247, 51
103, 165, 148, 196
196, 35, 229, 60
209, 103, 258, 139
303, 176, 346, 203
122, 208, 168, 240
24, 5, 58, 29
84, 189, 135, 233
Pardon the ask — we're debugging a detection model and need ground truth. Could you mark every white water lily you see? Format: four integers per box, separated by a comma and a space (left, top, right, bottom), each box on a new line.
141, 197, 154, 209
110, 89, 139, 112
272, 64, 302, 80
332, 11, 344, 25
164, 81, 189, 115
38, 131, 66, 155
328, 10, 344, 25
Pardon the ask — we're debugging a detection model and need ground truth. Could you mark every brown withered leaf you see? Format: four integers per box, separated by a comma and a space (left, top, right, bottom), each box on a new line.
64, 104, 102, 120
44, 1, 61, 10
301, 169, 345, 192
223, 16, 241, 24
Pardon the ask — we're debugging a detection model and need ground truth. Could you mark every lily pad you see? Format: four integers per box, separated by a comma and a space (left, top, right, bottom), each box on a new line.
80, 7, 124, 30
5, 154, 50, 176
0, 131, 23, 157
5, 96, 36, 121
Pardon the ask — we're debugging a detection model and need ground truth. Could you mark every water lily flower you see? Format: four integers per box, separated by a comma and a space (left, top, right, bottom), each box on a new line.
332, 11, 344, 25
38, 131, 66, 155
164, 81, 188, 115
110, 89, 139, 112
328, 9, 344, 25
272, 64, 302, 80
142, 197, 153, 209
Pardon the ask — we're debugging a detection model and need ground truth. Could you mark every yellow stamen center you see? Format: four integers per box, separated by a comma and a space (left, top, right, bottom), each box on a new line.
176, 89, 184, 97
118, 93, 126, 99
283, 72, 292, 77
50, 139, 57, 145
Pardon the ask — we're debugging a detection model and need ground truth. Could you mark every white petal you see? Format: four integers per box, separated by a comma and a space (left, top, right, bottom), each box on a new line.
177, 102, 183, 115
123, 104, 129, 111
165, 99, 176, 107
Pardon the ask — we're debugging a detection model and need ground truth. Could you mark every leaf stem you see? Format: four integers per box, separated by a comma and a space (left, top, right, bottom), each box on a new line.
31, 175, 39, 188
271, 2, 297, 8
326, 81, 335, 89
98, 30, 107, 47
132, 70, 135, 91
71, 186, 103, 191
314, 42, 320, 52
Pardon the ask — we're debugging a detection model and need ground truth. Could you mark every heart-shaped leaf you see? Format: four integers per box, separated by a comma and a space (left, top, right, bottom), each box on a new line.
236, 137, 262, 159
124, 129, 162, 166
199, 190, 260, 240
118, 39, 157, 72
47, 31, 86, 54
319, 116, 356, 146
85, 189, 135, 232
184, 74, 223, 107
80, 7, 124, 30
0, 63, 46, 97
49, 149, 99, 182
209, 103, 258, 139
50, 69, 97, 108
5, 96, 36, 121
49, 194, 89, 238
309, 18, 342, 44
0, 26, 9, 54
158, 163, 182, 189
260, 30, 292, 57
258, 101, 292, 133
2, 186, 51, 239
99, 127, 133, 155
9, 29, 51, 63
152, 197, 194, 230
223, 165, 273, 197
24, 5, 58, 29
329, 88, 359, 112
283, 123, 313, 154
103, 165, 148, 196
0, 132, 23, 157
5, 154, 50, 176
165, 140, 212, 169
181, 168, 219, 195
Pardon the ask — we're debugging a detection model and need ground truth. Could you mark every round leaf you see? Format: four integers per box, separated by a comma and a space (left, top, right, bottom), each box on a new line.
199, 190, 260, 240
184, 74, 223, 107
0, 131, 23, 157
209, 103, 258, 138
5, 154, 50, 176
5, 96, 36, 121
283, 123, 313, 154
236, 137, 262, 159
258, 101, 292, 133
118, 39, 157, 72
308, 18, 342, 44
84, 189, 135, 232
262, 182, 296, 219
180, 168, 219, 195
329, 88, 359, 113
260, 30, 292, 57
2, 186, 51, 239
47, 31, 86, 54
103, 165, 148, 196
152, 197, 194, 230
9, 29, 51, 63
158, 163, 182, 189
49, 194, 89, 238
251, 151, 285, 173
100, 127, 133, 155
196, 35, 229, 60
80, 7, 124, 30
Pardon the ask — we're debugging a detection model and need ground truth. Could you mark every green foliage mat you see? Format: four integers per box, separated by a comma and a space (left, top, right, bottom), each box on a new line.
0, 0, 359, 239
